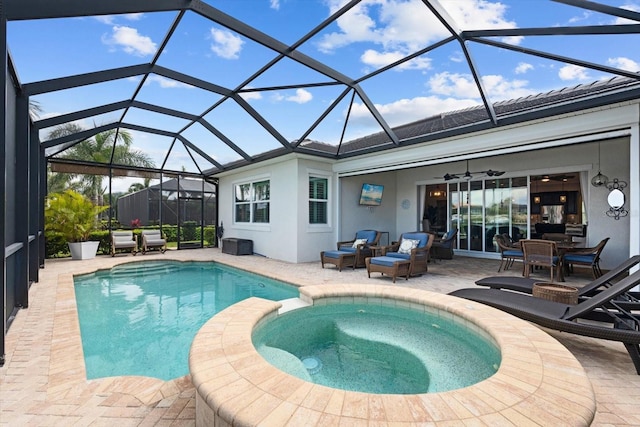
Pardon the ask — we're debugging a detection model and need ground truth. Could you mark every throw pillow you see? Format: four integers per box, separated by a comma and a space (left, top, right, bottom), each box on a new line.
352, 238, 368, 248
397, 238, 420, 254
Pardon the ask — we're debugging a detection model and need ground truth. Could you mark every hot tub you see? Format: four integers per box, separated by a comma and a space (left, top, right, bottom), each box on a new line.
189, 284, 596, 426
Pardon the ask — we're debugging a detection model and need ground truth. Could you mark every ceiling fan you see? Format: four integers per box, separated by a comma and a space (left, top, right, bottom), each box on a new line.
442, 160, 505, 181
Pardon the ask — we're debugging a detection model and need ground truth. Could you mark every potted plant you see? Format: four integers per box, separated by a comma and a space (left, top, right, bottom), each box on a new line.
45, 190, 109, 260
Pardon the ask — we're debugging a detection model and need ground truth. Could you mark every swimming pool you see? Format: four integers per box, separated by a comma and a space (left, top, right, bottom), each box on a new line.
74, 260, 298, 380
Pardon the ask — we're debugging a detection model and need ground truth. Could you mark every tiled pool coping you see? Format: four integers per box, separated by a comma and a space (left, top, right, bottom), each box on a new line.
190, 284, 596, 426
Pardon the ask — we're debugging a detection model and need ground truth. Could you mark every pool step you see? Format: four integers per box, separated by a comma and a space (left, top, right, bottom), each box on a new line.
110, 262, 181, 277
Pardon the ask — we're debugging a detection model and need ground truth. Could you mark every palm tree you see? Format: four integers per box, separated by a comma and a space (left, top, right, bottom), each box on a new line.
29, 99, 43, 120
47, 124, 155, 204
127, 182, 146, 193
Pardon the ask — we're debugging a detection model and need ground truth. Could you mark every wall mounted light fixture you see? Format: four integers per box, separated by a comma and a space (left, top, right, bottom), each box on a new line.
605, 178, 628, 220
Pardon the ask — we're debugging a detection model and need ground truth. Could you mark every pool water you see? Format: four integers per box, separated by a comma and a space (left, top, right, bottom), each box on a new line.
253, 303, 501, 394
74, 261, 298, 380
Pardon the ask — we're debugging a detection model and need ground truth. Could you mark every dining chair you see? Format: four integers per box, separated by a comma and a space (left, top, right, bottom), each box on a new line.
521, 239, 563, 282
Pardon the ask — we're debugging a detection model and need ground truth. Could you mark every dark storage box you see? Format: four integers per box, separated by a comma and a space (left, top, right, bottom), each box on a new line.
222, 238, 253, 255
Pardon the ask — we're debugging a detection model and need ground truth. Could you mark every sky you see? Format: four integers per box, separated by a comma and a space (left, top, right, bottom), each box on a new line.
7, 0, 640, 192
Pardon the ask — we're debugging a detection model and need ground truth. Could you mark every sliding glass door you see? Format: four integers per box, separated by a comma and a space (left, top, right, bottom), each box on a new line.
446, 176, 527, 254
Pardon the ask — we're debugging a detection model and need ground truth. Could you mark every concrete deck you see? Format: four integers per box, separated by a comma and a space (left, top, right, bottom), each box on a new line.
1, 248, 639, 426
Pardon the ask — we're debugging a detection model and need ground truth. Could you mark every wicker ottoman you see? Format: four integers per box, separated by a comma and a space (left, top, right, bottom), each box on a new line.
365, 256, 411, 283
321, 250, 356, 271
533, 283, 578, 305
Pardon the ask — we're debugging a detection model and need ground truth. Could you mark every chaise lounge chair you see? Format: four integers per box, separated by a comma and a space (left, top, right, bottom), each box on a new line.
449, 270, 640, 374
474, 255, 640, 309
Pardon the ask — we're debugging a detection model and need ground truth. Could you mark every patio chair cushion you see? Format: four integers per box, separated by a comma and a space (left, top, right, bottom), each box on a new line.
355, 230, 378, 243
352, 238, 368, 248
112, 231, 136, 247
369, 256, 406, 267
563, 254, 596, 263
401, 232, 428, 247
397, 238, 420, 254
323, 250, 352, 259
337, 247, 357, 253
386, 252, 411, 260
503, 249, 524, 257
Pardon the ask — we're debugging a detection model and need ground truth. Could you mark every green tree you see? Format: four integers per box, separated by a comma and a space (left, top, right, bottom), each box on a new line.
47, 124, 154, 204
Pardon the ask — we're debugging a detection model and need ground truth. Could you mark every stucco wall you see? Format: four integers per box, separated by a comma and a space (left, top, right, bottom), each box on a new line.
339, 172, 397, 244
217, 155, 335, 263
215, 103, 638, 268
392, 138, 631, 270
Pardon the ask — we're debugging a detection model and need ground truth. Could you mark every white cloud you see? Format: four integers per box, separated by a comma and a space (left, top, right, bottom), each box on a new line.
607, 56, 640, 72
515, 62, 533, 74
209, 28, 244, 59
239, 91, 263, 101
360, 49, 431, 70
612, 4, 640, 24
95, 13, 144, 24
146, 75, 194, 89
285, 89, 313, 103
94, 16, 115, 25
558, 64, 590, 81
318, 0, 520, 66
480, 74, 534, 100
349, 96, 479, 128
568, 11, 591, 24
102, 25, 157, 56
270, 89, 313, 104
428, 71, 534, 100
270, 0, 280, 10
429, 72, 480, 98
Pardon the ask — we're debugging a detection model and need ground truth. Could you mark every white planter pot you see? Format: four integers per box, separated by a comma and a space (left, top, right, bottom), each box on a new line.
68, 241, 100, 260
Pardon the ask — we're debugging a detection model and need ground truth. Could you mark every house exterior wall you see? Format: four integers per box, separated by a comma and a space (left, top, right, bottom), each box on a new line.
215, 101, 639, 268
339, 172, 397, 244
217, 155, 334, 263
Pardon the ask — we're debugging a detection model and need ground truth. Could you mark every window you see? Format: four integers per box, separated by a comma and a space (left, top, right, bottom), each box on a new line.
234, 180, 270, 223
309, 176, 328, 224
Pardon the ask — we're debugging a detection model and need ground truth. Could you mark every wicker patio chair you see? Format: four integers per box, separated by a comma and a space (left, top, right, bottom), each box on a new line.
430, 228, 458, 261
521, 239, 563, 282
563, 237, 610, 278
495, 234, 523, 272
365, 232, 435, 282
336, 230, 382, 268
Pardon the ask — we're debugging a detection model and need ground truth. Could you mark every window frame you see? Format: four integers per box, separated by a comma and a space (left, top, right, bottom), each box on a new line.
233, 177, 270, 225
307, 170, 331, 231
